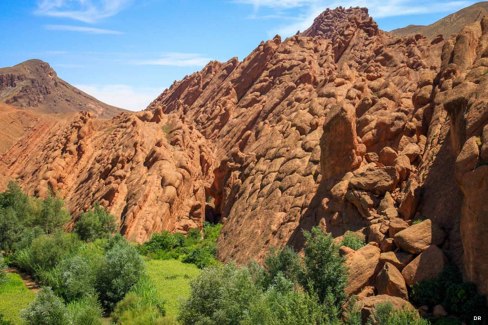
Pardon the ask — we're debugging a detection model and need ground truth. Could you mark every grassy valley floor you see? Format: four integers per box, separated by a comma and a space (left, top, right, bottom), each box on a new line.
145, 259, 200, 320
0, 273, 36, 324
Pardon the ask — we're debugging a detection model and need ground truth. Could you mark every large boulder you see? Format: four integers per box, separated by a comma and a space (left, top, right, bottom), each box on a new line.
345, 244, 381, 295
394, 219, 445, 254
389, 218, 409, 237
375, 262, 409, 299
379, 251, 414, 271
357, 295, 414, 321
401, 245, 446, 286
349, 166, 400, 195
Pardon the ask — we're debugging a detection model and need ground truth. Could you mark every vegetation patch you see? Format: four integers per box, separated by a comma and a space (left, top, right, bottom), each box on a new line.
146, 259, 200, 319
0, 273, 36, 324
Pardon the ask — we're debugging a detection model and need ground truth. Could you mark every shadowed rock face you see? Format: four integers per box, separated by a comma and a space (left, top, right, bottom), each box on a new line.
1, 5, 487, 296
0, 59, 124, 118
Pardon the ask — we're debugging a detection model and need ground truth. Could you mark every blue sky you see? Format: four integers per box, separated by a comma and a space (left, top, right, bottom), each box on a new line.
0, 0, 481, 110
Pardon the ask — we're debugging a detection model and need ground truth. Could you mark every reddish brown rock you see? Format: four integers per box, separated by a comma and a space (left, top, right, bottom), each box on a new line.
380, 251, 414, 270
345, 244, 381, 295
389, 218, 409, 237
394, 219, 445, 254
375, 262, 409, 299
349, 167, 400, 195
402, 245, 446, 285
357, 295, 415, 322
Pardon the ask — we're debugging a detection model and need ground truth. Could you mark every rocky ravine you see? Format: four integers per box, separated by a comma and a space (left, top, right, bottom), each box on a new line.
0, 5, 487, 306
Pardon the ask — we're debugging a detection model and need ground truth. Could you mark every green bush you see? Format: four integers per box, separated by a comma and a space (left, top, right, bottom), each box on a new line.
179, 264, 260, 325
262, 246, 303, 289
341, 232, 365, 250
50, 248, 103, 302
21, 288, 70, 325
112, 277, 166, 324
368, 303, 429, 325
243, 275, 335, 325
303, 227, 347, 311
139, 223, 222, 268
96, 236, 144, 312
14, 232, 80, 276
181, 245, 218, 269
74, 204, 117, 242
66, 295, 103, 325
410, 265, 487, 322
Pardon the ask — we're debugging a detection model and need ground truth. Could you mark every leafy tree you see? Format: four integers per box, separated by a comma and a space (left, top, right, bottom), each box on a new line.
74, 204, 117, 242
0, 314, 12, 325
21, 288, 69, 325
243, 274, 336, 325
34, 196, 70, 234
96, 236, 144, 312
303, 227, 347, 311
262, 246, 303, 289
179, 264, 261, 325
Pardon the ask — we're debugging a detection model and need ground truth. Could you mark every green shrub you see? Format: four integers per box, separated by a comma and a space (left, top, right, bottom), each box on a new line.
410, 265, 487, 322
341, 232, 365, 250
262, 246, 303, 289
96, 236, 144, 312
181, 245, 218, 269
411, 278, 442, 306
112, 277, 166, 324
74, 204, 117, 242
303, 227, 347, 311
141, 231, 185, 255
66, 295, 103, 325
367, 302, 429, 325
21, 288, 69, 325
178, 264, 260, 325
243, 275, 335, 325
50, 248, 103, 302
14, 232, 80, 275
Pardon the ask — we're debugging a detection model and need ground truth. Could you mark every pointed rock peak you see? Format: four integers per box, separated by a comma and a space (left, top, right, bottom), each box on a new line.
302, 6, 379, 39
13, 59, 58, 78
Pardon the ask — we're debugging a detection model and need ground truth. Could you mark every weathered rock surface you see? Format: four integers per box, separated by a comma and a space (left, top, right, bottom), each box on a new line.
394, 220, 445, 254
375, 262, 409, 299
0, 109, 215, 242
345, 244, 381, 295
357, 295, 414, 321
402, 245, 446, 286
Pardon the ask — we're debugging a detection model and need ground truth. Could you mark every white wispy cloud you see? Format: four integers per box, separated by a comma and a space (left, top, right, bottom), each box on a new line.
235, 0, 478, 36
45, 24, 122, 34
76, 84, 163, 111
36, 0, 132, 23
134, 53, 212, 67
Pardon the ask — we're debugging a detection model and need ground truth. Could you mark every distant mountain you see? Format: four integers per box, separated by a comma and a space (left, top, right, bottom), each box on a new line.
0, 59, 124, 118
391, 2, 488, 39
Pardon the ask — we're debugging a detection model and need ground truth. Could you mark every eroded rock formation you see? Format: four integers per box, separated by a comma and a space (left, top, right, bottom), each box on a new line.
1, 5, 487, 302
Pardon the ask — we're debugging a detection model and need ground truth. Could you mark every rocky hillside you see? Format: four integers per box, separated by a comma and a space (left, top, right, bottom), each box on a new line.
392, 1, 488, 39
0, 4, 487, 308
0, 60, 124, 118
